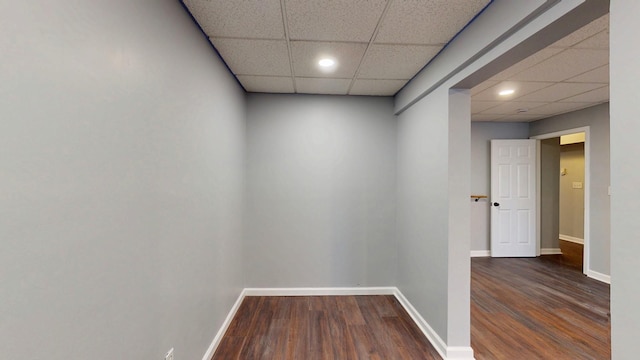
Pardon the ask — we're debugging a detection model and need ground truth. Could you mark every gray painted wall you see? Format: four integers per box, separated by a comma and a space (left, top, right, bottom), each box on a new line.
397, 88, 451, 343
0, 1, 245, 359
540, 138, 561, 250
530, 103, 610, 276
245, 94, 397, 287
470, 122, 529, 251
560, 144, 585, 239
610, 1, 640, 357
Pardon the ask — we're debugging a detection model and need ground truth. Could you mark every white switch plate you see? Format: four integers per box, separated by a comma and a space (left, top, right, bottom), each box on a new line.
165, 348, 174, 360
572, 182, 583, 189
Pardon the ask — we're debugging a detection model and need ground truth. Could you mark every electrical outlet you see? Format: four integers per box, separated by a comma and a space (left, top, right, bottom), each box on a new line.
165, 348, 174, 360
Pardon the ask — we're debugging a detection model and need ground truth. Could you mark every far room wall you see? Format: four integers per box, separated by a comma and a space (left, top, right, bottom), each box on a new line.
560, 142, 586, 241
245, 94, 397, 288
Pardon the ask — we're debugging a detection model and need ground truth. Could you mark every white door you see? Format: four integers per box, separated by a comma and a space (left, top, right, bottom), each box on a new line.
491, 139, 537, 257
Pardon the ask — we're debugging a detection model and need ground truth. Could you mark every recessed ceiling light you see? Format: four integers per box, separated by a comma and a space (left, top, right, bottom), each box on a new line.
498, 89, 515, 96
318, 58, 335, 67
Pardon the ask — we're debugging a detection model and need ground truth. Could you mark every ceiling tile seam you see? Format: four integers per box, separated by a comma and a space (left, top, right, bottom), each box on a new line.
295, 76, 353, 80
346, 0, 395, 95
234, 74, 294, 78
373, 42, 447, 47
208, 35, 287, 41
488, 47, 573, 82
558, 80, 609, 84
350, 77, 409, 81
288, 39, 370, 45
279, 0, 297, 92
506, 84, 556, 101
559, 100, 608, 105
560, 66, 610, 83
566, 29, 610, 48
551, 85, 609, 102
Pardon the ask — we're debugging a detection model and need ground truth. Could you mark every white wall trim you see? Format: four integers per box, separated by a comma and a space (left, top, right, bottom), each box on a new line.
243, 287, 397, 296
587, 270, 611, 284
201, 289, 247, 360
559, 234, 584, 244
393, 289, 448, 359
393, 289, 474, 360
540, 248, 563, 255
470, 250, 491, 257
445, 346, 476, 360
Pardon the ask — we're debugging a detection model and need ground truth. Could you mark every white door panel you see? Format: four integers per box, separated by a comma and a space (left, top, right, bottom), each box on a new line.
491, 139, 537, 257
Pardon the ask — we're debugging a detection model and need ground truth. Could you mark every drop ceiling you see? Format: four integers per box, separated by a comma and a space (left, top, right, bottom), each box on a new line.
471, 13, 609, 122
182, 0, 491, 96
182, 1, 609, 122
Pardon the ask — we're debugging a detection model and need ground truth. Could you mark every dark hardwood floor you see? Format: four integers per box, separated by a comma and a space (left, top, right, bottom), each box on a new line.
212, 257, 609, 359
471, 256, 610, 359
212, 295, 442, 359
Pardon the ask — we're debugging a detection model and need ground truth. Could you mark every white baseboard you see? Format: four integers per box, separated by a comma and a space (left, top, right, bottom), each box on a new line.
470, 250, 491, 257
559, 234, 584, 244
587, 270, 611, 284
203, 287, 474, 360
393, 289, 474, 360
540, 248, 562, 255
445, 346, 476, 359
243, 286, 396, 296
201, 289, 246, 360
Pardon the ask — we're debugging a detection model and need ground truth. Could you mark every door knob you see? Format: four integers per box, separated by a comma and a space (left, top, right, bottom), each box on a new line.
493, 202, 500, 207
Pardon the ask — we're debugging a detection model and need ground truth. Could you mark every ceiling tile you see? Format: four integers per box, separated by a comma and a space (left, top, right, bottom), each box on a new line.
528, 102, 593, 115
295, 77, 351, 95
210, 38, 291, 76
479, 101, 546, 116
291, 41, 367, 78
515, 82, 604, 102
237, 76, 295, 93
489, 48, 564, 81
375, 0, 490, 45
567, 64, 609, 83
495, 114, 545, 122
560, 86, 609, 103
473, 81, 553, 101
549, 14, 609, 48
471, 114, 506, 122
358, 44, 441, 79
471, 80, 499, 95
183, 0, 284, 39
285, 0, 387, 42
573, 30, 609, 49
349, 79, 406, 96
471, 101, 501, 114
510, 49, 609, 82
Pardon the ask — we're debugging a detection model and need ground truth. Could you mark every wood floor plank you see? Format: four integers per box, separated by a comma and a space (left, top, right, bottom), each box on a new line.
471, 256, 610, 360
212, 295, 442, 359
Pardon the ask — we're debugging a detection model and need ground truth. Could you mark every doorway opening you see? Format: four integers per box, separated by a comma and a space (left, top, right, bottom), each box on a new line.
558, 133, 586, 269
532, 127, 590, 275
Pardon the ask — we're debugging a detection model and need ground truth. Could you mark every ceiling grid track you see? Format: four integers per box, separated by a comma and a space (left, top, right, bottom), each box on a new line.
346, 0, 395, 95
280, 0, 297, 93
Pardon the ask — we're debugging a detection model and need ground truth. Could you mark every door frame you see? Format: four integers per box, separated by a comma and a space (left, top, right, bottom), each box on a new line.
530, 126, 590, 275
